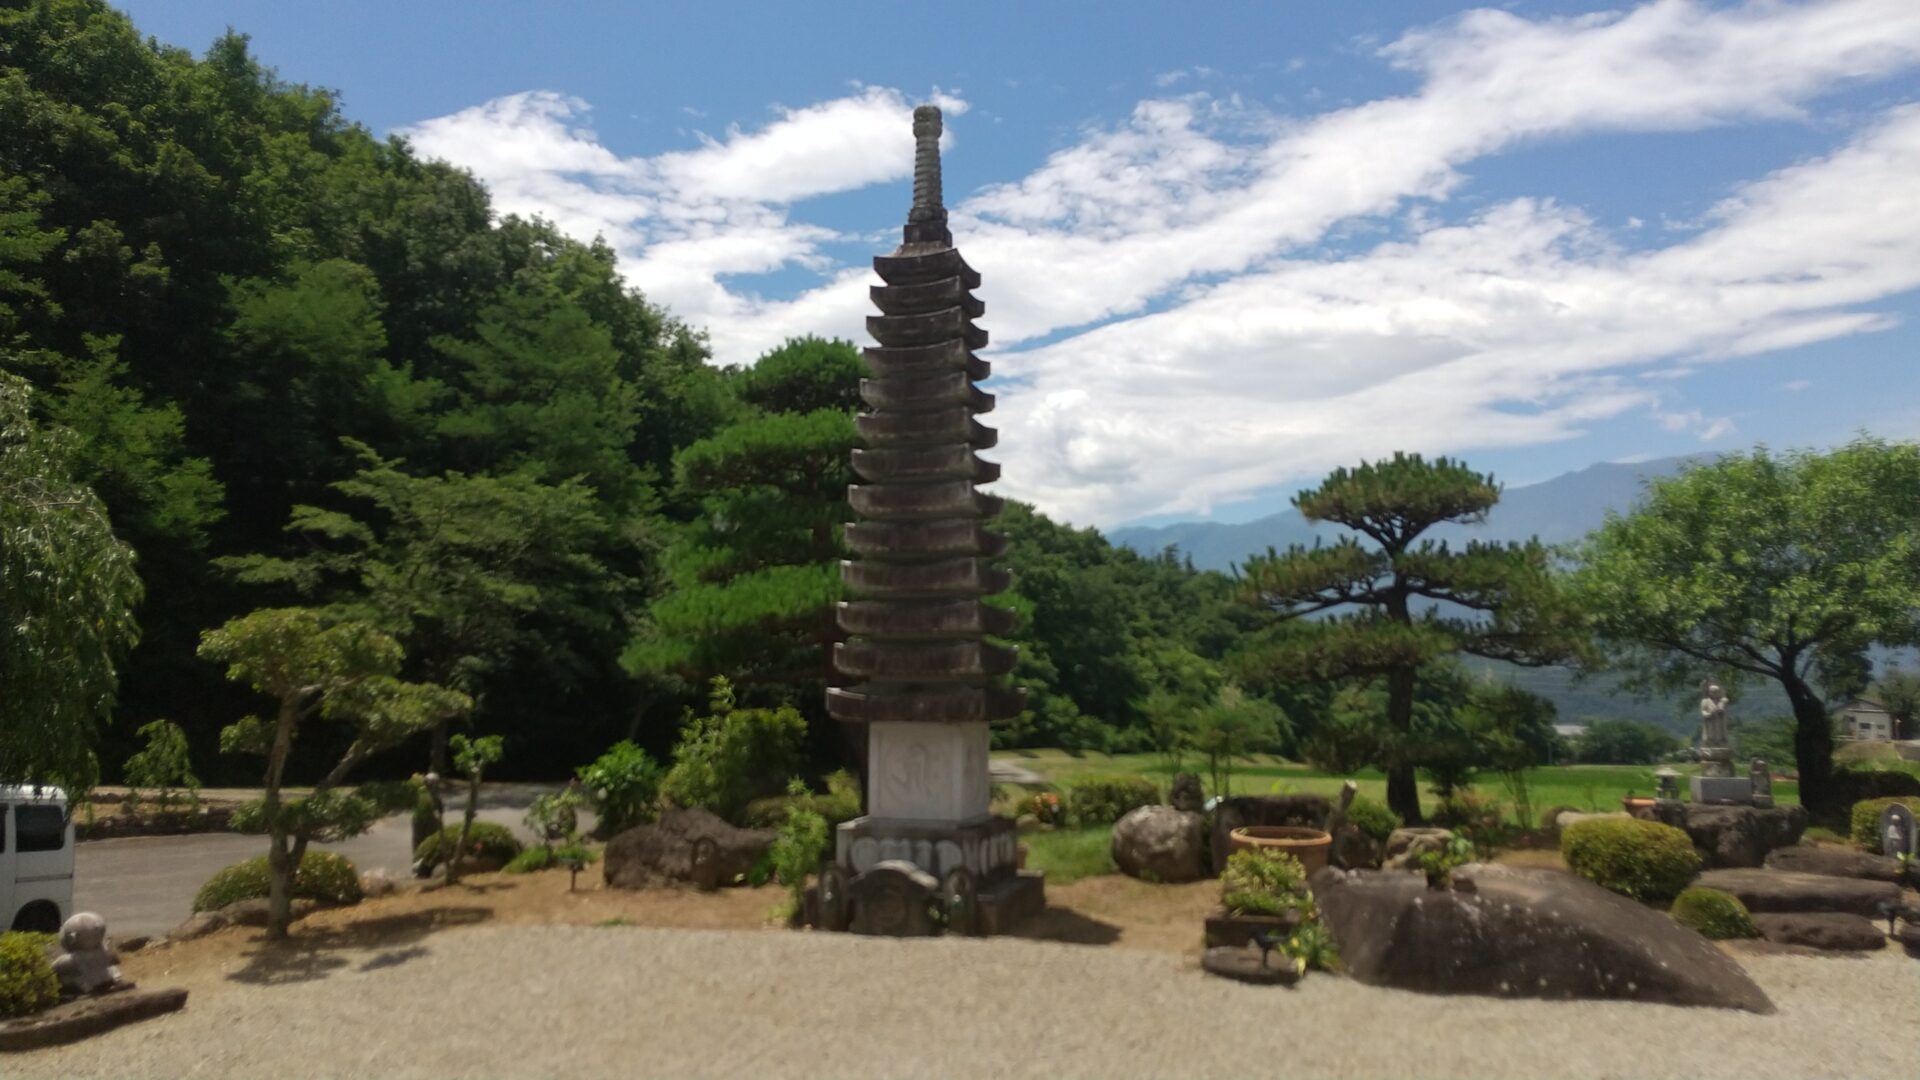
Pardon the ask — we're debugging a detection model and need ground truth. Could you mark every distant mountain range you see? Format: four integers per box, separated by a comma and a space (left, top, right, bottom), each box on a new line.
1107, 455, 1789, 735
1107, 454, 1704, 572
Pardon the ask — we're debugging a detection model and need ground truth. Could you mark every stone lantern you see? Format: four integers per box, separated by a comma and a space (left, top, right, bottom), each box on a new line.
816, 104, 1045, 937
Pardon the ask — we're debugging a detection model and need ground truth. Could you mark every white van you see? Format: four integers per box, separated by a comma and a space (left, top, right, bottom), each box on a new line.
1, 785, 75, 934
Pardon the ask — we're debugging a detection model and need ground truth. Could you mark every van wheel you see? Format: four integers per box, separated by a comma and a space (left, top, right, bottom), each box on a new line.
10, 901, 61, 934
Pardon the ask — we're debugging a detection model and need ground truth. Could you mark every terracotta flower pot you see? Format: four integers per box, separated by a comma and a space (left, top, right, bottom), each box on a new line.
1622, 796, 1656, 819
1228, 825, 1332, 875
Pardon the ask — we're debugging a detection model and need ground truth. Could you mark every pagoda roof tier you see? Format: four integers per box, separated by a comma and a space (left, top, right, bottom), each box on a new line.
841, 556, 1011, 599
859, 373, 993, 414
852, 446, 1000, 484
845, 521, 1006, 560
874, 248, 980, 288
848, 480, 1005, 521
866, 308, 989, 350
856, 409, 997, 449
863, 347, 989, 382
836, 598, 1017, 639
833, 640, 1018, 682
869, 276, 983, 318
826, 684, 1025, 725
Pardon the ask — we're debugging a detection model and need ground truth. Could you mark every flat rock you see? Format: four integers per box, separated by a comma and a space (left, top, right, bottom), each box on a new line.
168, 911, 227, 941
1311, 864, 1773, 1012
1752, 912, 1887, 951
1200, 946, 1302, 986
0, 987, 188, 1052
604, 808, 774, 890
1110, 805, 1206, 883
1696, 868, 1901, 916
1647, 803, 1807, 868
1762, 846, 1908, 883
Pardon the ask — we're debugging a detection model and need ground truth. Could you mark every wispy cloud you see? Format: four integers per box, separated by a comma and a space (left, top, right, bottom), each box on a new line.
399, 0, 1920, 526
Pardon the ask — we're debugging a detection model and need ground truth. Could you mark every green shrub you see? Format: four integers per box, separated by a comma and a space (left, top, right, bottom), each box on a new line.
1346, 794, 1399, 841
122, 718, 199, 812
193, 850, 363, 912
1669, 887, 1758, 940
660, 678, 806, 824
1849, 796, 1916, 849
1065, 775, 1159, 826
524, 786, 587, 845
1561, 817, 1701, 902
503, 844, 598, 874
769, 780, 831, 917
741, 770, 863, 831
413, 822, 522, 871
0, 932, 59, 1018
1219, 849, 1313, 917
577, 741, 664, 837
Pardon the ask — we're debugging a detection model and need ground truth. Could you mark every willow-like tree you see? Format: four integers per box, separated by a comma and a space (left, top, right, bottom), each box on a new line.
1568, 438, 1920, 815
1233, 453, 1580, 823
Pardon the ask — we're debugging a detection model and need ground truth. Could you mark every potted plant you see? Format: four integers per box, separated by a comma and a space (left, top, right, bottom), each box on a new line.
1226, 824, 1334, 874
1204, 849, 1315, 948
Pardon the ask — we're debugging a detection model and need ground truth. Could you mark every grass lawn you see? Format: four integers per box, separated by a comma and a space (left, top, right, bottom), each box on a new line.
993, 749, 1799, 823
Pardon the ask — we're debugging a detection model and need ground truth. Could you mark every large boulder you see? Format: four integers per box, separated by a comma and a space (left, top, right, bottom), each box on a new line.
1382, 827, 1453, 871
603, 808, 775, 890
1695, 867, 1902, 916
1647, 803, 1807, 868
1210, 794, 1332, 877
1110, 806, 1206, 883
1311, 864, 1774, 1013
1762, 846, 1908, 883
1752, 912, 1886, 951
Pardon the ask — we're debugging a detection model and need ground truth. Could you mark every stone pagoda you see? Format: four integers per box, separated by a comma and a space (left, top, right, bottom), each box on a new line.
815, 104, 1045, 937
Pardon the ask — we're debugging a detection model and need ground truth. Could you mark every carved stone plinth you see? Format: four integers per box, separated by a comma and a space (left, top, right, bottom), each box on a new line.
837, 812, 1020, 882
1691, 775, 1755, 806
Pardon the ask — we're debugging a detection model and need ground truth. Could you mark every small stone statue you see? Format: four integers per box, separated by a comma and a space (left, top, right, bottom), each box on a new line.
51, 912, 130, 997
1698, 680, 1734, 778
1169, 773, 1204, 814
1749, 758, 1774, 808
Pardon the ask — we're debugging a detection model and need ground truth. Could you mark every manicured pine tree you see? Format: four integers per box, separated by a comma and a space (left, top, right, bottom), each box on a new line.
1233, 453, 1581, 824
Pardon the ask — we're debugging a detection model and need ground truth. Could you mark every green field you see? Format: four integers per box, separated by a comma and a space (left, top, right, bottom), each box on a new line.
992, 749, 1800, 821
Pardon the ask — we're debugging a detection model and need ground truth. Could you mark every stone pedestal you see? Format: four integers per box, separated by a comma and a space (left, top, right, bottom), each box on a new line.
1691, 775, 1755, 805
867, 721, 991, 821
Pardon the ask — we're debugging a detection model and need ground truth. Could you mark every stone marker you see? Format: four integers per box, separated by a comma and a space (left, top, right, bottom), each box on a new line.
1878, 802, 1914, 859
824, 104, 1042, 935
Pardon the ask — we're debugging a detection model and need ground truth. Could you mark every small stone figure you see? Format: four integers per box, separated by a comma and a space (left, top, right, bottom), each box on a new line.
1749, 758, 1773, 808
1698, 680, 1733, 778
51, 912, 130, 997
1881, 803, 1916, 860
1169, 773, 1204, 813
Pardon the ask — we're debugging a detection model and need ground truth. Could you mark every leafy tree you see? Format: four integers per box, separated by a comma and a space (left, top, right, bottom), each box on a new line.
1182, 685, 1288, 797
0, 371, 141, 792
1234, 454, 1581, 822
444, 733, 504, 885
1731, 714, 1798, 769
122, 719, 199, 813
220, 441, 639, 771
1871, 667, 1920, 741
1571, 719, 1679, 765
1568, 438, 1920, 813
199, 608, 470, 937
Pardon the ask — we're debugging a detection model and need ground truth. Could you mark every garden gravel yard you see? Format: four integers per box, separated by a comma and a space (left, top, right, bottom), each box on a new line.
13, 921, 1918, 1080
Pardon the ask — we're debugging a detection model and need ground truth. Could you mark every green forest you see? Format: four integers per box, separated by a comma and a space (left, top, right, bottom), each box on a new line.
6, 0, 1920, 823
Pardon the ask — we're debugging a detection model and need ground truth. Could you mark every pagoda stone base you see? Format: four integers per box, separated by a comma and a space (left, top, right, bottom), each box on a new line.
837, 813, 1020, 882
1692, 775, 1756, 805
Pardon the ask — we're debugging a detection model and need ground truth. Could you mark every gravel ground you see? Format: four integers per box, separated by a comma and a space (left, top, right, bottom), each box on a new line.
13, 926, 1918, 1080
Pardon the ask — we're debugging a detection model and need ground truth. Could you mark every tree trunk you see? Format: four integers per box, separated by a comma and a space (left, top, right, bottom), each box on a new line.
447, 772, 481, 886
262, 702, 298, 941
1783, 673, 1836, 816
428, 718, 449, 777
1385, 665, 1423, 825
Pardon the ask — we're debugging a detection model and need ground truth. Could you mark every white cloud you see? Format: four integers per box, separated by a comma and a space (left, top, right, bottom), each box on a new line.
398, 0, 1920, 526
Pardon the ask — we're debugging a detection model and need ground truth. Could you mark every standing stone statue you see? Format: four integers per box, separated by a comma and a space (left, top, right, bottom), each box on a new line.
1749, 758, 1773, 809
1698, 680, 1733, 778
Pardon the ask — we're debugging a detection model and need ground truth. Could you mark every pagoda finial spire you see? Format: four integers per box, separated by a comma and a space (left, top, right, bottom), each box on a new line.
904, 104, 951, 246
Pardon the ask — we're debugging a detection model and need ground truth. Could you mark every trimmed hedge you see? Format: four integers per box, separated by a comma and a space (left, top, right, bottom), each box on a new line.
414, 822, 523, 870
1065, 775, 1159, 826
504, 844, 598, 874
0, 932, 59, 1019
1346, 795, 1399, 842
1561, 817, 1701, 903
193, 850, 363, 913
1670, 887, 1757, 940
1849, 797, 1917, 849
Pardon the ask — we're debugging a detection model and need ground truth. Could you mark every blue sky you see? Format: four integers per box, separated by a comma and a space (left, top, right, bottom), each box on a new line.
118, 0, 1920, 528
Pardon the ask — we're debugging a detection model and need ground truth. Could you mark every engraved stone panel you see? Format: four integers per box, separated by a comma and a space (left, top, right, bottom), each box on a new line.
868, 722, 991, 821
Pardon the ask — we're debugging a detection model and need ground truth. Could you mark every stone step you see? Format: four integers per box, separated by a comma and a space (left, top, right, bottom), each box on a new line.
855, 408, 996, 449
1762, 846, 1909, 883
1752, 912, 1887, 951
1695, 867, 1903, 916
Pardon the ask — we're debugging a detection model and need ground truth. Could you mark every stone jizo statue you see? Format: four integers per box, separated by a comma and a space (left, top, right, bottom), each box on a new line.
1699, 680, 1729, 748
1749, 758, 1773, 808
51, 912, 130, 996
